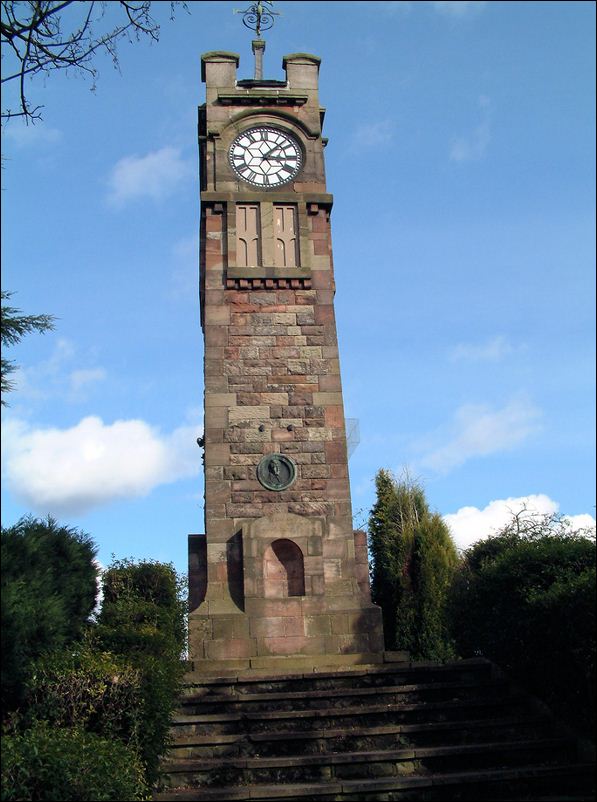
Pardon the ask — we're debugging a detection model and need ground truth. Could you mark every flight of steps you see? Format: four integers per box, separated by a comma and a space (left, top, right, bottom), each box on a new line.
154, 658, 595, 801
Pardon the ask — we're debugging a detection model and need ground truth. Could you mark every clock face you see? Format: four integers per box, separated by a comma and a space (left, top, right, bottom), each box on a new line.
229, 127, 302, 188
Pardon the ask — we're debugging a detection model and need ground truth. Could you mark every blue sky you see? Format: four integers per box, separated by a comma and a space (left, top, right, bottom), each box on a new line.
1, 0, 595, 574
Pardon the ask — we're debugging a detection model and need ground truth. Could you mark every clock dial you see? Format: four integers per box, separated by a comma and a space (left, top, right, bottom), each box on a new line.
229, 127, 302, 187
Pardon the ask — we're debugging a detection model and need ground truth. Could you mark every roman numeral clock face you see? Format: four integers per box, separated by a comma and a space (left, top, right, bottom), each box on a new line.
229, 127, 302, 187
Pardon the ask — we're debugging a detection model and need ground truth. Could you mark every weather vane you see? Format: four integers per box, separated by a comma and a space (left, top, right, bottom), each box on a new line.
234, 1, 280, 80
234, 1, 279, 39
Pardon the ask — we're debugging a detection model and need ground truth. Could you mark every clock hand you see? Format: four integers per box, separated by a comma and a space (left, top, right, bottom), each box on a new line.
261, 144, 283, 159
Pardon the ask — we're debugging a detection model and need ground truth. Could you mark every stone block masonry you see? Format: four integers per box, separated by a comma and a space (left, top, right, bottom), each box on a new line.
188, 50, 384, 672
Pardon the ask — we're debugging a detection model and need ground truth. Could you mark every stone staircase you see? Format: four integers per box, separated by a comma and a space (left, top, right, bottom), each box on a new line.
154, 658, 595, 801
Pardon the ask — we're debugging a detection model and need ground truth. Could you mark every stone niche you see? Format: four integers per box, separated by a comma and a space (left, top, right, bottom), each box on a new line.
188, 512, 385, 673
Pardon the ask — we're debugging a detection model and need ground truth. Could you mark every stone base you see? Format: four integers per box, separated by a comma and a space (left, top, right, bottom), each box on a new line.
185, 650, 409, 679
188, 599, 385, 670
188, 513, 386, 674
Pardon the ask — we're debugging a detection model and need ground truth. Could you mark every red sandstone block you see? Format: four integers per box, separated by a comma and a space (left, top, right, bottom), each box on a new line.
325, 441, 348, 463
250, 617, 286, 638
226, 291, 250, 304
334, 501, 353, 518
215, 562, 228, 581
314, 305, 335, 326
205, 290, 225, 304
283, 616, 305, 637
259, 635, 326, 656
313, 238, 328, 256
310, 213, 328, 233
324, 406, 345, 429
205, 237, 222, 254
247, 599, 302, 618
354, 529, 368, 550
205, 327, 228, 346
311, 270, 333, 290
315, 290, 335, 305
205, 215, 222, 232
205, 638, 255, 660
300, 464, 331, 479
204, 428, 224, 444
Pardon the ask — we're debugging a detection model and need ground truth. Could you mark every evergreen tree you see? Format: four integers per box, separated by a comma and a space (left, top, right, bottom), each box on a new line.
1, 291, 55, 404
1, 516, 98, 711
368, 470, 458, 660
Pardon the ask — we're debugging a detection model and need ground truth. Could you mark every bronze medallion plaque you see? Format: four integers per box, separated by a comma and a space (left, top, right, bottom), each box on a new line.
256, 454, 297, 491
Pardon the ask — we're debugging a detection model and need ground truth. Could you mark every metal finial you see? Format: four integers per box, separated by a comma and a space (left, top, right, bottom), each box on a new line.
234, 1, 279, 39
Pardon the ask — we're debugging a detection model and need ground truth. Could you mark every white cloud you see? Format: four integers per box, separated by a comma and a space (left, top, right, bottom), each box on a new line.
353, 120, 395, 149
415, 395, 542, 474
69, 368, 107, 393
13, 338, 106, 404
3, 123, 62, 148
2, 415, 202, 515
449, 335, 517, 362
431, 1, 487, 16
444, 494, 596, 551
106, 146, 192, 207
450, 95, 492, 162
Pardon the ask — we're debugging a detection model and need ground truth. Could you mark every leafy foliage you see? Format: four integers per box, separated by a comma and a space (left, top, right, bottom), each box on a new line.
448, 511, 596, 734
24, 642, 143, 749
369, 470, 458, 660
1, 516, 98, 711
1, 720, 147, 801
95, 558, 187, 785
0, 290, 55, 403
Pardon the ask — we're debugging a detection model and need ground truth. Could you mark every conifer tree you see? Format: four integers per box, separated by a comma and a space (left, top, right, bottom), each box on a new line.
368, 470, 458, 660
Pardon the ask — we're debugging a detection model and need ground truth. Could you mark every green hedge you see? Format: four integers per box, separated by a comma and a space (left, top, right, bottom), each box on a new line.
1, 533, 186, 799
95, 558, 187, 786
1, 517, 98, 711
25, 643, 143, 749
1, 721, 147, 801
448, 519, 596, 734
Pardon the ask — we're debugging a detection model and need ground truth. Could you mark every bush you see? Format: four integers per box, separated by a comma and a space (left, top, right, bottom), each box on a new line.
448, 512, 596, 734
95, 559, 187, 785
369, 471, 458, 660
1, 517, 98, 712
1, 720, 147, 801
24, 642, 143, 749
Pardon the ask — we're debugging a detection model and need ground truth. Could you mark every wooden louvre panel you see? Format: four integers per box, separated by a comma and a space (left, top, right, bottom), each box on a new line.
274, 204, 299, 268
236, 203, 261, 267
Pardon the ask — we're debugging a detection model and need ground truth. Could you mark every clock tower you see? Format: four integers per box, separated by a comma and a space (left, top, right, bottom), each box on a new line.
189, 42, 384, 673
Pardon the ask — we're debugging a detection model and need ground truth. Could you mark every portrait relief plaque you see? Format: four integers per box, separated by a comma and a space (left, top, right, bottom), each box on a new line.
256, 454, 297, 491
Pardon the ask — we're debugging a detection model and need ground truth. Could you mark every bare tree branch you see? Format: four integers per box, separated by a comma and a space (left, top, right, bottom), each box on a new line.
1, 1, 186, 122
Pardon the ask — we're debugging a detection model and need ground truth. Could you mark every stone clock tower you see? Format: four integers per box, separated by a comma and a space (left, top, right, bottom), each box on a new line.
188, 46, 384, 673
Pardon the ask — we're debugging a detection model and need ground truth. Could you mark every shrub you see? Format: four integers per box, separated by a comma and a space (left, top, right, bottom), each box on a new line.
448, 512, 596, 734
1, 517, 98, 712
95, 558, 187, 785
1, 720, 147, 801
369, 470, 458, 660
24, 641, 143, 749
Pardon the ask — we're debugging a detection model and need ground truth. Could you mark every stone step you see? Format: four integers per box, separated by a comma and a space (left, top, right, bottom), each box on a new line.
182, 657, 492, 697
170, 691, 529, 737
168, 713, 555, 759
158, 658, 594, 801
178, 677, 508, 715
153, 761, 596, 801
159, 737, 575, 789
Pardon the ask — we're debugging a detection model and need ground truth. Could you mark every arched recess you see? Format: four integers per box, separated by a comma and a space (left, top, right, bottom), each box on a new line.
263, 539, 305, 598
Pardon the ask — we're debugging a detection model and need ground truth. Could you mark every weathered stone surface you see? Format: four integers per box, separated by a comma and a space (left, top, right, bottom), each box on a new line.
191, 50, 384, 669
